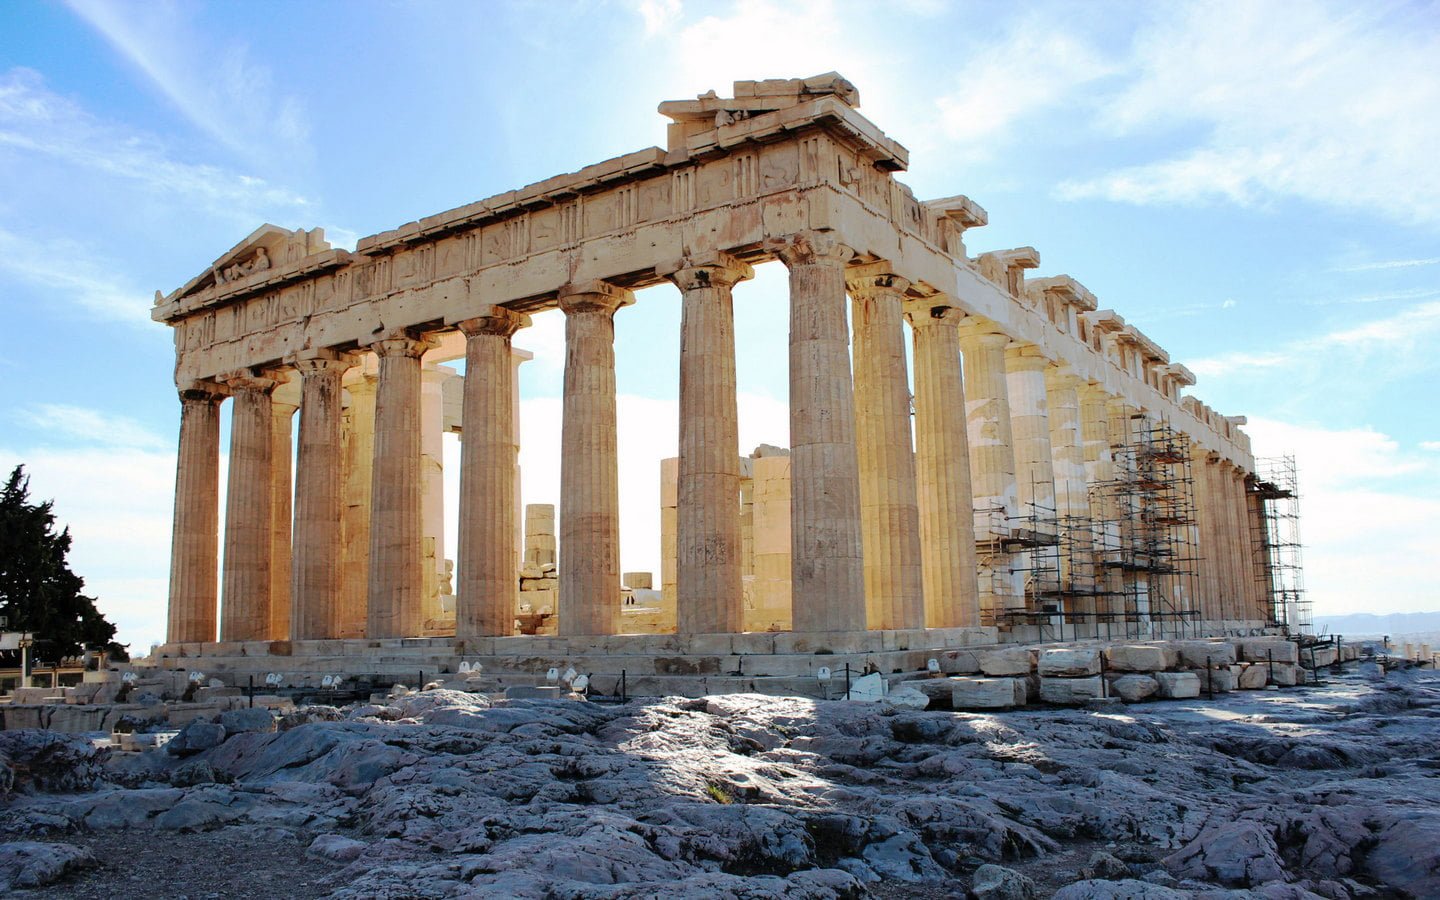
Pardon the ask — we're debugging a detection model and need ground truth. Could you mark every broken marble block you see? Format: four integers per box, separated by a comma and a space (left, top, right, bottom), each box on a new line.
951, 676, 1027, 710
1193, 667, 1235, 693
1155, 672, 1201, 699
1237, 664, 1268, 690
1104, 644, 1173, 672
1175, 641, 1237, 668
1110, 674, 1160, 702
1039, 676, 1106, 705
1037, 648, 1101, 677
1268, 663, 1302, 686
1237, 639, 1298, 664
978, 647, 1033, 676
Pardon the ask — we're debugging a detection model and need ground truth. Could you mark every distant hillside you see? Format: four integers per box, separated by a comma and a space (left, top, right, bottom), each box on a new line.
1313, 611, 1440, 638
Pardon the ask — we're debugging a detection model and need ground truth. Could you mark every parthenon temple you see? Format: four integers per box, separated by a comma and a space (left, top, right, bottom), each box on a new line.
148, 74, 1298, 694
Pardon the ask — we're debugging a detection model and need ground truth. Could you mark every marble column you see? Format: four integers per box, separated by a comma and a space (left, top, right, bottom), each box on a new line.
774, 230, 866, 634
558, 281, 633, 636
268, 400, 296, 640
1005, 345, 1057, 532
1078, 385, 1120, 620
904, 300, 979, 628
456, 309, 531, 638
340, 371, 377, 638
666, 254, 752, 635
1187, 444, 1219, 621
958, 324, 1020, 617
167, 382, 227, 643
220, 372, 277, 642
366, 334, 433, 639
1046, 366, 1091, 614
845, 266, 923, 631
1246, 480, 1270, 621
419, 364, 450, 626
290, 352, 353, 640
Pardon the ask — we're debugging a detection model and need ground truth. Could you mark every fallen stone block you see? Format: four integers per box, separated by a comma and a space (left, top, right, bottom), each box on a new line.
951, 676, 1027, 710
1175, 641, 1236, 668
1155, 672, 1201, 699
1237, 640, 1298, 664
1306, 646, 1339, 668
897, 678, 956, 705
505, 685, 563, 700
1104, 644, 1173, 672
978, 647, 1033, 676
884, 686, 930, 710
1193, 667, 1235, 693
1110, 674, 1160, 702
1039, 676, 1106, 705
1237, 664, 1268, 690
1269, 663, 1301, 686
1037, 648, 1101, 677
938, 649, 983, 674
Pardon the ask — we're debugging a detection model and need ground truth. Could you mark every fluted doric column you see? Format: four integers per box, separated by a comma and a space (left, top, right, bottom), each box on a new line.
772, 230, 866, 633
290, 351, 353, 639
366, 334, 433, 639
847, 265, 923, 631
905, 299, 980, 628
558, 281, 634, 635
1005, 345, 1057, 532
269, 399, 297, 640
167, 381, 227, 643
957, 324, 1020, 617
340, 371, 377, 637
456, 308, 531, 637
220, 371, 278, 642
665, 253, 752, 635
1046, 365, 1092, 618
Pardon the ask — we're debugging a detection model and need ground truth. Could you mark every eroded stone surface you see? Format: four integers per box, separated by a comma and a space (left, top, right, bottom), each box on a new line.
2, 671, 1436, 897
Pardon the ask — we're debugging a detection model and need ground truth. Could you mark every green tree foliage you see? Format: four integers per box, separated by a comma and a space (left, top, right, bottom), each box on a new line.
0, 465, 127, 661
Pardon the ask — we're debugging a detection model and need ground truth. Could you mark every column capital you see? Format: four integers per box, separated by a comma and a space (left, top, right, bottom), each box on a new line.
272, 399, 299, 417
955, 324, 1012, 350
1003, 342, 1050, 367
1043, 364, 1083, 391
845, 262, 911, 299
660, 252, 754, 292
218, 369, 281, 394
767, 229, 855, 268
177, 379, 229, 403
367, 332, 436, 359
287, 348, 357, 375
456, 307, 531, 338
558, 280, 635, 315
902, 296, 963, 329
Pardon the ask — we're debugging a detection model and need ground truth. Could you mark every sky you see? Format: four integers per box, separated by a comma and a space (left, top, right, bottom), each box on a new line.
0, 0, 1435, 653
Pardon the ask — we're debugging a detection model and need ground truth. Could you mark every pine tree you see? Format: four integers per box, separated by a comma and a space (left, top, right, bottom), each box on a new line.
0, 465, 126, 661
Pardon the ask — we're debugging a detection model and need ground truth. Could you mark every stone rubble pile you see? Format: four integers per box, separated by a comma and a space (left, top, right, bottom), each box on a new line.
903, 638, 1333, 711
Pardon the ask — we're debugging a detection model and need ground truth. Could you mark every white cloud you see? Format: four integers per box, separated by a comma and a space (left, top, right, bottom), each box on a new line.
1331, 257, 1440, 273
0, 68, 309, 223
1058, 1, 1440, 225
64, 0, 311, 168
935, 26, 1117, 153
1189, 300, 1440, 379
634, 0, 682, 35
0, 228, 153, 323
16, 405, 169, 450
1246, 417, 1440, 617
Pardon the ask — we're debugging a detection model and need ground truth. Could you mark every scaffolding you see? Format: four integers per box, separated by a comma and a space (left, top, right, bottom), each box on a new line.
987, 415, 1201, 641
1091, 414, 1202, 639
1251, 456, 1310, 634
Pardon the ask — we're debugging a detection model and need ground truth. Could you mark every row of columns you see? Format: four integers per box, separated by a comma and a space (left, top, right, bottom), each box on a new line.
168, 228, 1266, 644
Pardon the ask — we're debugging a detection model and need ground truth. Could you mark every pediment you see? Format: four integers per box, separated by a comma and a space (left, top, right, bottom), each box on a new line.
164, 225, 331, 304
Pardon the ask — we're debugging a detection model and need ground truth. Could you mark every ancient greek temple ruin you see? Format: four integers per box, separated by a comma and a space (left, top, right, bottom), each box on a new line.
149, 74, 1301, 692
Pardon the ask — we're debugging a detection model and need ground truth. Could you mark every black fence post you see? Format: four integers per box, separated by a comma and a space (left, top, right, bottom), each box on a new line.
248, 675, 255, 709
1206, 655, 1213, 700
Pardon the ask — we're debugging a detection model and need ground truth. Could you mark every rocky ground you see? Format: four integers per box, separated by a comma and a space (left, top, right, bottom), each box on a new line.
1, 669, 1437, 899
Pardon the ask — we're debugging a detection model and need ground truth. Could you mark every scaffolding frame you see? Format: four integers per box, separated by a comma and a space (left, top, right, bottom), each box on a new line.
989, 414, 1201, 641
1251, 455, 1310, 634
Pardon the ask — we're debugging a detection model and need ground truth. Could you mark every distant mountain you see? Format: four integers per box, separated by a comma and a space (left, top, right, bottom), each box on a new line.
1313, 611, 1440, 638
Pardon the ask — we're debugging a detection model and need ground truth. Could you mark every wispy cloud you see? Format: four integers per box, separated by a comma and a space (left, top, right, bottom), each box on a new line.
1331, 257, 1440, 273
0, 68, 309, 223
1190, 300, 1440, 377
64, 0, 311, 169
16, 404, 169, 450
0, 227, 154, 323
935, 24, 1117, 156
1057, 1, 1440, 226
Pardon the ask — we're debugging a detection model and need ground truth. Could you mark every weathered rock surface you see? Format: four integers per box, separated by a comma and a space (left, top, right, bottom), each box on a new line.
0, 841, 96, 892
1, 672, 1437, 898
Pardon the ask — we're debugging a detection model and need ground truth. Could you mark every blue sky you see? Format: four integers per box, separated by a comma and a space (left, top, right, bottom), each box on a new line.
0, 0, 1435, 652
